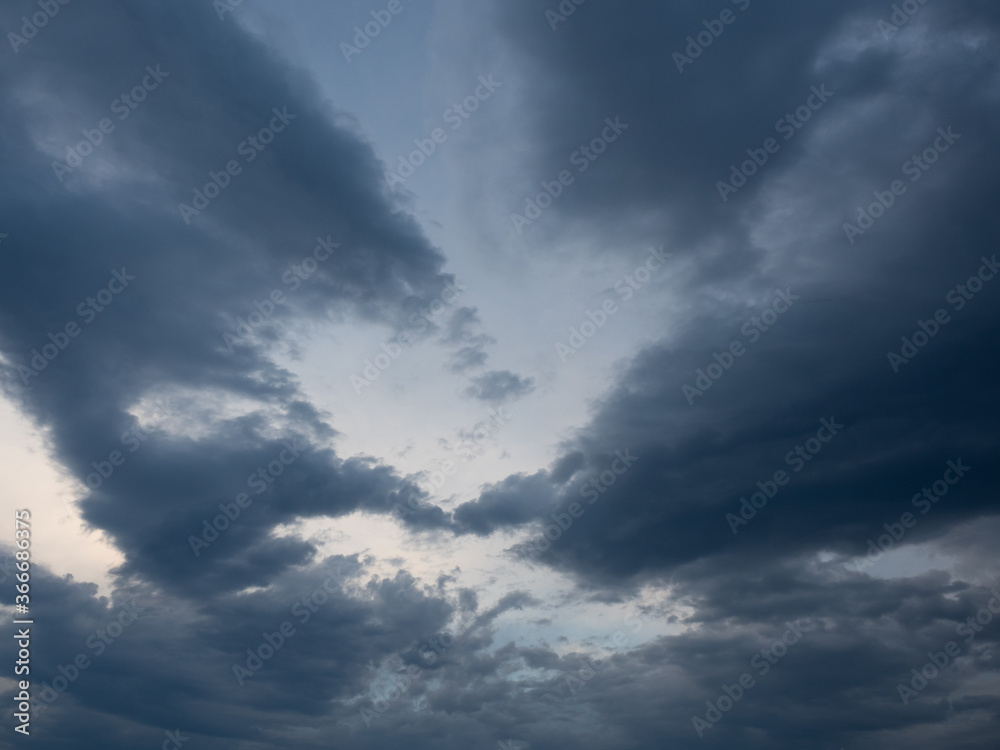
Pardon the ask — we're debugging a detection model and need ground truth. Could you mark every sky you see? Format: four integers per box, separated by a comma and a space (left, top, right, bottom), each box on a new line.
0, 0, 998, 748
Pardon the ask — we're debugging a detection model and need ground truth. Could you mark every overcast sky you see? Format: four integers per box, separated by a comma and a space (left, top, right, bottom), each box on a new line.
1, 0, 999, 748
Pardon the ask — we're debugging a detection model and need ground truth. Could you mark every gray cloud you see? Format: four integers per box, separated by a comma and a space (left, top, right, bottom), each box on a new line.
464, 369, 536, 403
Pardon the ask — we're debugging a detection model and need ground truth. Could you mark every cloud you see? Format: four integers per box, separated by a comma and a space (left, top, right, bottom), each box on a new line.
464, 369, 535, 403
453, 470, 554, 536
441, 306, 497, 372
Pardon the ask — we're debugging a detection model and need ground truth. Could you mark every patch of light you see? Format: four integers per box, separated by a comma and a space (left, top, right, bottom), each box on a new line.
126, 386, 321, 444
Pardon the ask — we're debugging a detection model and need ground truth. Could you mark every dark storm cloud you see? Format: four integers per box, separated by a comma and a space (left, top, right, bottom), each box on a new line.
87, 427, 452, 596
461, 289, 999, 585
1, 556, 462, 749
0, 0, 457, 593
452, 0, 1000, 584
453, 470, 553, 536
